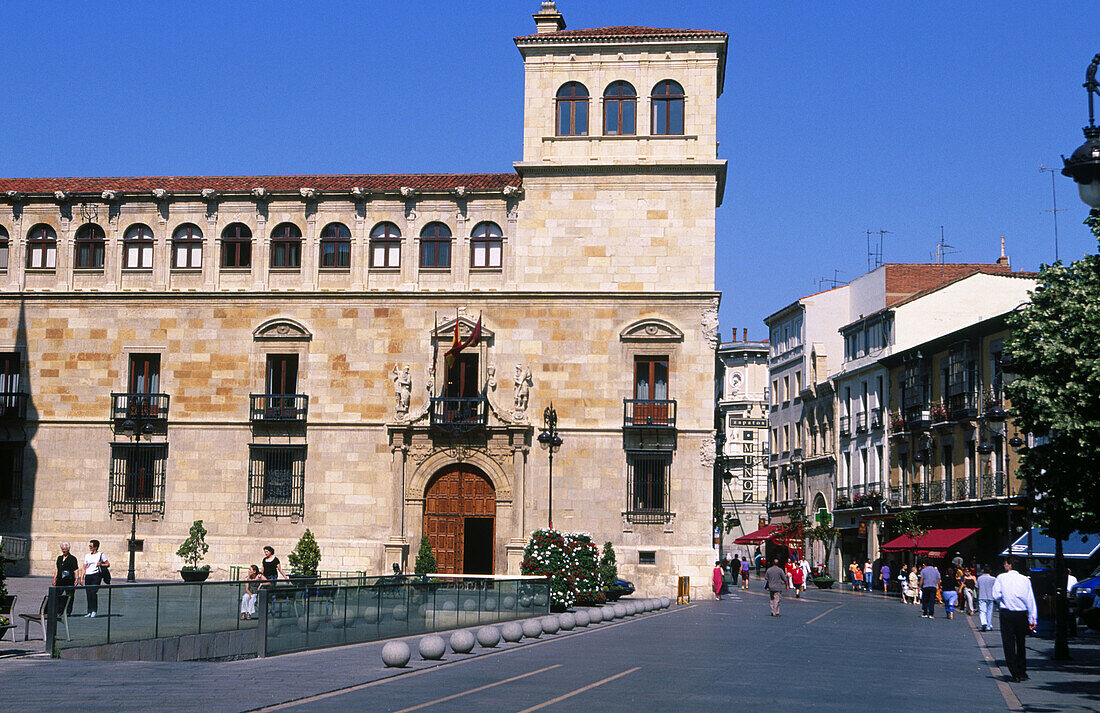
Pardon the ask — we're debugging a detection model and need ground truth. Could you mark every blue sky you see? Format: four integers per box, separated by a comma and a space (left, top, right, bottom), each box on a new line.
2, 1, 1096, 336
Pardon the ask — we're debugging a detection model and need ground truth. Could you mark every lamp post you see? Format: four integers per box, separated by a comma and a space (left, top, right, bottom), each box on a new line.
120, 417, 154, 583
537, 403, 562, 530
1061, 53, 1100, 211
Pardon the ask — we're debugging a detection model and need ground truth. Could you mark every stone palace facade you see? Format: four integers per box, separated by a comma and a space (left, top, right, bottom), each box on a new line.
0, 3, 727, 597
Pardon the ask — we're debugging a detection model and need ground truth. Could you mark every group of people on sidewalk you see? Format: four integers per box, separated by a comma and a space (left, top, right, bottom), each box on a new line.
713, 553, 810, 600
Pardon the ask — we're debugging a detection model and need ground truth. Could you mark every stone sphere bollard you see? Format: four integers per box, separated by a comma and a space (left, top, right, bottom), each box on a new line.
519, 596, 532, 608
533, 593, 549, 607
660, 596, 671, 608
558, 613, 576, 631
521, 618, 543, 638
642, 599, 653, 612
462, 598, 478, 612
484, 597, 497, 611
476, 626, 501, 648
613, 604, 627, 618
587, 607, 604, 623
501, 621, 524, 642
362, 606, 380, 624
418, 635, 446, 661
449, 629, 476, 654
392, 605, 409, 621
623, 602, 636, 616
442, 599, 457, 611
502, 595, 516, 610
416, 603, 429, 619
574, 610, 591, 627
541, 616, 560, 634
381, 641, 411, 668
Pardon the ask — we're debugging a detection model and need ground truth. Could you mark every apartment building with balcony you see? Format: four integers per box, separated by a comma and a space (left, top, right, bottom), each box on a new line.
715, 330, 769, 554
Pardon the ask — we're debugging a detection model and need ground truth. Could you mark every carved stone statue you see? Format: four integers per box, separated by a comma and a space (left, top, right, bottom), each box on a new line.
391, 364, 412, 417
513, 365, 532, 412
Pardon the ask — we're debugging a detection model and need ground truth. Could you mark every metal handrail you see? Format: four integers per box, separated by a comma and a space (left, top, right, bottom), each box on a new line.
249, 394, 308, 422
623, 399, 677, 428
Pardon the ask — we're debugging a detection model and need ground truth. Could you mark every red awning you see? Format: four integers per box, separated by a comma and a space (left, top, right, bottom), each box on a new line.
880, 527, 981, 552
733, 525, 780, 545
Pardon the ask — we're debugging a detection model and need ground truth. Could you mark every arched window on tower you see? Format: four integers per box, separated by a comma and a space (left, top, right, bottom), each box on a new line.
651, 80, 685, 135
603, 81, 636, 136
470, 221, 502, 269
74, 223, 106, 269
556, 82, 589, 136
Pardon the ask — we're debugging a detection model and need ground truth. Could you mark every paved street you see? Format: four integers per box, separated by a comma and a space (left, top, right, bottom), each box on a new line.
3, 582, 1097, 713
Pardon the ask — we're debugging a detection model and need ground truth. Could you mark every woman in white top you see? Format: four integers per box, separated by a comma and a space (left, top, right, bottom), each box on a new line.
81, 539, 109, 617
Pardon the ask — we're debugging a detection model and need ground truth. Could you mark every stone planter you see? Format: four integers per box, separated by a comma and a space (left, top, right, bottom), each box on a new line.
180, 568, 210, 582
811, 577, 836, 589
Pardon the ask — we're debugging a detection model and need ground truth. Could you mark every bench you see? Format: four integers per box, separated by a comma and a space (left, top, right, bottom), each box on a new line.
18, 594, 70, 642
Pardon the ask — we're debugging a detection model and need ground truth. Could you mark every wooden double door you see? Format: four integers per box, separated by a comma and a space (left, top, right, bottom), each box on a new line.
423, 466, 496, 574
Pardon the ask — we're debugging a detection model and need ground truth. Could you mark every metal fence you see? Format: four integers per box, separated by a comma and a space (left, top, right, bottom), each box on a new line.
46, 574, 550, 659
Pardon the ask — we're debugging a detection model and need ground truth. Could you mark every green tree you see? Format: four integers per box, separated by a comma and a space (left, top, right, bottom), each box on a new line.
176, 520, 210, 570
414, 535, 437, 575
891, 509, 930, 553
1004, 213, 1100, 534
287, 529, 322, 576
598, 541, 618, 590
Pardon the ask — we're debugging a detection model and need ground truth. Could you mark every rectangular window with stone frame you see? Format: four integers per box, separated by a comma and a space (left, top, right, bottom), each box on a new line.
108, 443, 167, 516
625, 451, 672, 524
248, 445, 306, 518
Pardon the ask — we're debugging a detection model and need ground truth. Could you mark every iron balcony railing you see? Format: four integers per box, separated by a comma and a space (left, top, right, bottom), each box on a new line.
981, 472, 1007, 498
623, 399, 677, 429
0, 391, 28, 420
767, 498, 804, 513
838, 415, 851, 437
904, 405, 931, 431
623, 509, 674, 525
855, 411, 867, 432
835, 482, 883, 509
947, 391, 979, 419
249, 394, 309, 423
111, 393, 170, 424
870, 408, 883, 430
430, 396, 488, 432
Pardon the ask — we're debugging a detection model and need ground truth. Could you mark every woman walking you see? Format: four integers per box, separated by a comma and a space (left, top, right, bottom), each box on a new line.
740, 557, 751, 589
713, 561, 724, 600
963, 568, 977, 615
941, 565, 962, 619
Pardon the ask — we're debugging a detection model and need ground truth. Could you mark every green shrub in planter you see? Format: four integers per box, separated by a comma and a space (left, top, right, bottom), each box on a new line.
521, 529, 576, 610
288, 529, 322, 577
414, 535, 437, 576
599, 541, 618, 592
176, 520, 210, 573
811, 576, 836, 589
571, 534, 605, 606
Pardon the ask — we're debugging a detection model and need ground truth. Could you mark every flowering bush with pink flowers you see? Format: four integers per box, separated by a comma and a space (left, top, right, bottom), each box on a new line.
521, 529, 603, 610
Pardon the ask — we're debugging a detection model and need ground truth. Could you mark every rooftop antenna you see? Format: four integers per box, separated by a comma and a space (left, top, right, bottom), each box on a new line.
865, 229, 890, 271
1039, 164, 1064, 262
815, 268, 846, 291
931, 226, 960, 263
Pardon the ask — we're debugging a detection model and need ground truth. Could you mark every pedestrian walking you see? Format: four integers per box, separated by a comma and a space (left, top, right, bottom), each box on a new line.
849, 561, 859, 590
864, 560, 874, 592
941, 565, 961, 619
976, 565, 997, 631
991, 557, 1037, 682
740, 557, 751, 589
713, 561, 724, 600
919, 561, 940, 618
962, 568, 977, 615
754, 548, 764, 574
765, 558, 787, 616
240, 565, 266, 620
731, 556, 741, 587
880, 562, 891, 595
853, 563, 865, 592
791, 559, 805, 597
80, 539, 109, 618
52, 542, 79, 616
908, 566, 920, 605
262, 546, 288, 581
799, 558, 811, 587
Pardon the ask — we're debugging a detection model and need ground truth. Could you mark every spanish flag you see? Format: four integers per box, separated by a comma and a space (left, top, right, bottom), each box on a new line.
445, 314, 482, 370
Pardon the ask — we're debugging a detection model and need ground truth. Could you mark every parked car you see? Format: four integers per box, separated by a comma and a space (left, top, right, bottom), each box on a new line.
1071, 563, 1100, 617
606, 578, 635, 601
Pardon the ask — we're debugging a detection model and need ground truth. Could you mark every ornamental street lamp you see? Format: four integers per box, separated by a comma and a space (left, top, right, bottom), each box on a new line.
120, 417, 154, 583
1062, 53, 1100, 210
537, 403, 563, 530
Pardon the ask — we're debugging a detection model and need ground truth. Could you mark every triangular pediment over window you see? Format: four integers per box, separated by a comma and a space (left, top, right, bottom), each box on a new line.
253, 318, 312, 341
432, 316, 495, 344
620, 318, 684, 342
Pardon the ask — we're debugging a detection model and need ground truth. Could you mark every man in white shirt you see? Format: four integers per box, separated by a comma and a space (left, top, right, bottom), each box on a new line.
991, 557, 1038, 682
976, 565, 997, 632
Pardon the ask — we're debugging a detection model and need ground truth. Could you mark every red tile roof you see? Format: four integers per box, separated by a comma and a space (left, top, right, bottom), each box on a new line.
881, 263, 1013, 307
515, 26, 727, 43
0, 173, 521, 197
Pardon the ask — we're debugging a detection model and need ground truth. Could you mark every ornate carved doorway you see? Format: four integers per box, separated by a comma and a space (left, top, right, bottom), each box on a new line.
423, 465, 496, 574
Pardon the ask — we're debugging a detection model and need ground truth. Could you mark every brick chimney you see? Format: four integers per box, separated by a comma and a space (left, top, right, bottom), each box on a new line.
533, 1, 566, 34
996, 235, 1010, 266
742, 328, 748, 341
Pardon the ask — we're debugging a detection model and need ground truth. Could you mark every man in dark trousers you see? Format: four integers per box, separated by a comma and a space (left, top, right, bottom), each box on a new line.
992, 557, 1038, 682
765, 557, 788, 617
52, 542, 79, 616
919, 560, 940, 619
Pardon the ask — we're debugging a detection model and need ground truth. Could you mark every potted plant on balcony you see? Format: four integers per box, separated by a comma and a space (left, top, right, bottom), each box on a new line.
835, 495, 852, 509
930, 401, 949, 423
177, 520, 211, 582
889, 414, 907, 432
287, 529, 322, 586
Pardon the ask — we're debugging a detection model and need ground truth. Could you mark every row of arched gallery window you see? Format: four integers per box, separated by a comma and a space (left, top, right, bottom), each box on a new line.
556, 79, 685, 137
0, 220, 505, 272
